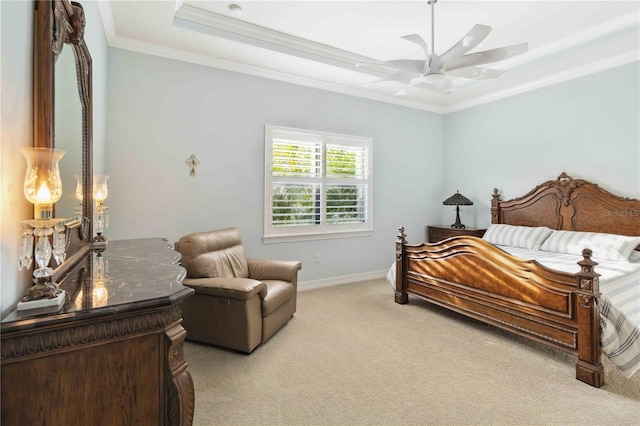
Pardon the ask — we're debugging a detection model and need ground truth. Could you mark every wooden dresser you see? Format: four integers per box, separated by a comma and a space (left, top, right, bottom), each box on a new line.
1, 238, 195, 426
427, 225, 487, 243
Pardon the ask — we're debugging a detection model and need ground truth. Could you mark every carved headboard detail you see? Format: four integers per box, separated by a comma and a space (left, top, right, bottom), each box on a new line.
491, 172, 640, 237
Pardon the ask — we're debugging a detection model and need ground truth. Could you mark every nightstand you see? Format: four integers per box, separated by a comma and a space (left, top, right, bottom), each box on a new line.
427, 225, 487, 243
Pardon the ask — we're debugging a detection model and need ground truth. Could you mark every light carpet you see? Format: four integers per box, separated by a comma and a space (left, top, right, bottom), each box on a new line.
185, 278, 640, 425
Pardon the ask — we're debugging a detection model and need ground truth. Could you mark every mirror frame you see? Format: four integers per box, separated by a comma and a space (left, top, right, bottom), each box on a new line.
34, 0, 93, 279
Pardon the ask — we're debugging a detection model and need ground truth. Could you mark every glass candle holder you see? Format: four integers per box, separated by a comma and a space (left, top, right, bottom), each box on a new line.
22, 148, 65, 220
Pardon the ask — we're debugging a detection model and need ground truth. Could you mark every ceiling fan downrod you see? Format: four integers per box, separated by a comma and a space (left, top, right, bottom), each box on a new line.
428, 0, 437, 53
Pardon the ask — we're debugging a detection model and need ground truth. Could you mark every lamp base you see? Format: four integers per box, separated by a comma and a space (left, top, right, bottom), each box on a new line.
22, 276, 60, 301
450, 205, 466, 229
17, 289, 66, 312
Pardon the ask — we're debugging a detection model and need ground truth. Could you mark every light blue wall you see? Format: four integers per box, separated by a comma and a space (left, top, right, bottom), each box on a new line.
443, 62, 640, 229
106, 48, 444, 283
1, 0, 34, 317
89, 2, 109, 176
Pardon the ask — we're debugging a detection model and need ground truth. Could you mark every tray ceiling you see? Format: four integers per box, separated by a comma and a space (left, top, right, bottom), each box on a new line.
101, 1, 640, 113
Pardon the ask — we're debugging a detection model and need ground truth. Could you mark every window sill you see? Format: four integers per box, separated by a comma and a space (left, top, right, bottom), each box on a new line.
263, 229, 373, 244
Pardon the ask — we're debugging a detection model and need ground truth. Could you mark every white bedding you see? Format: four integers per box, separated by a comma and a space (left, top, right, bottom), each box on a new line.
387, 246, 640, 378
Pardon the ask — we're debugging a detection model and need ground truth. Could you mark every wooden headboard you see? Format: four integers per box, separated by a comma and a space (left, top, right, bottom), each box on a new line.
491, 172, 640, 237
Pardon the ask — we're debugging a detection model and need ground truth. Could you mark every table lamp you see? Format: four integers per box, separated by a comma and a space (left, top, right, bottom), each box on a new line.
443, 190, 473, 229
18, 147, 68, 311
93, 175, 109, 247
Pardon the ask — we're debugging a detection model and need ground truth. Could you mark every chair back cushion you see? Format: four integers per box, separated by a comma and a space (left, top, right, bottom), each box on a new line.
176, 228, 249, 279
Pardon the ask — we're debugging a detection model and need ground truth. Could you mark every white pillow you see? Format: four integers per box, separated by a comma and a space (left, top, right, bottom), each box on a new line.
482, 224, 554, 250
540, 230, 640, 262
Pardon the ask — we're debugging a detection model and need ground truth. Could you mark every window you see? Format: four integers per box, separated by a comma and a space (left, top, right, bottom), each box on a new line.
264, 125, 372, 242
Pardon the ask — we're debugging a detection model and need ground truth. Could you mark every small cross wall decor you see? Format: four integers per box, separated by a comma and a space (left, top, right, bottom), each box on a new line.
185, 154, 200, 177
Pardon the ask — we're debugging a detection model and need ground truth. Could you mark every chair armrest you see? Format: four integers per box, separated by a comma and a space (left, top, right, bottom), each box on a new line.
247, 259, 302, 283
182, 277, 267, 301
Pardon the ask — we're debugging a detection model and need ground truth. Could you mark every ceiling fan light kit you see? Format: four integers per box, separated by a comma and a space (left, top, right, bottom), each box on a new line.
359, 0, 528, 95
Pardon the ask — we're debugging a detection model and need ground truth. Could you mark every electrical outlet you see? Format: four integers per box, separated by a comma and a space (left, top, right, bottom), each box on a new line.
314, 253, 321, 263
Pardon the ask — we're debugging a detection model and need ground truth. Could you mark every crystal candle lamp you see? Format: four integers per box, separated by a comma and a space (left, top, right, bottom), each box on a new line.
18, 148, 68, 310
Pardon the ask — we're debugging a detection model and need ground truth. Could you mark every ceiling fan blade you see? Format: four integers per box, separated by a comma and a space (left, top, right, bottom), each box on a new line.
446, 67, 505, 79
443, 43, 528, 72
356, 59, 425, 74
363, 70, 416, 87
385, 59, 426, 74
401, 34, 430, 58
395, 76, 424, 96
439, 24, 492, 65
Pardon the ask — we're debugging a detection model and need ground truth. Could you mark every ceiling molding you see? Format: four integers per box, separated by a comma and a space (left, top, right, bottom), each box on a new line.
174, 3, 381, 76
96, 0, 117, 46
107, 34, 446, 114
174, 4, 640, 76
495, 11, 640, 70
446, 50, 640, 113
98, 1, 640, 114
101, 28, 639, 115
173, 3, 487, 95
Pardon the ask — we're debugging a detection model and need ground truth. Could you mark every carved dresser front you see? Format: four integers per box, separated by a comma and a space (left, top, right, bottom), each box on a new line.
1, 238, 195, 425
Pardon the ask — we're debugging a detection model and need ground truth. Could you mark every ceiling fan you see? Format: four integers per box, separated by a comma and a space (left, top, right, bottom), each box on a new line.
358, 0, 528, 95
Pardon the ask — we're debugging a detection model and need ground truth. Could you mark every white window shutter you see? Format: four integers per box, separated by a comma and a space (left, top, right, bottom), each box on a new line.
265, 125, 373, 242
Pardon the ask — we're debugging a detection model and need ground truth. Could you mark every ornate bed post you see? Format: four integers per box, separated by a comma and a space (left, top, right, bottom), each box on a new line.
575, 249, 604, 387
395, 227, 408, 304
491, 188, 500, 224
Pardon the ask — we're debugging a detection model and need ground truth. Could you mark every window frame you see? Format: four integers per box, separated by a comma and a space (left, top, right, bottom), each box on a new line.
264, 125, 373, 243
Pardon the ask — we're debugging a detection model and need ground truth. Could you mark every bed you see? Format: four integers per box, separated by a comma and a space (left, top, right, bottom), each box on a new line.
393, 172, 640, 387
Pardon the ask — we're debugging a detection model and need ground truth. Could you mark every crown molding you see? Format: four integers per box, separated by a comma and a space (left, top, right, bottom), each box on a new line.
107, 35, 446, 114
445, 51, 640, 113
175, 4, 639, 79
108, 30, 640, 114
105, 31, 639, 115
96, 0, 117, 46
495, 11, 640, 70
99, 2, 639, 114
173, 3, 377, 71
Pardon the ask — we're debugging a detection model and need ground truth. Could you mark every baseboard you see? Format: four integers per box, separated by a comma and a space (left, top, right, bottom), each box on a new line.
298, 270, 388, 292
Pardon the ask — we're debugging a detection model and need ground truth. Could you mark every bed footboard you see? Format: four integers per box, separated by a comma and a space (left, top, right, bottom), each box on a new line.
394, 227, 603, 387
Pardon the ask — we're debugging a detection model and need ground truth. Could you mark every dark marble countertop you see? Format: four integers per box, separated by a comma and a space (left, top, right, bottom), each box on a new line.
1, 238, 194, 332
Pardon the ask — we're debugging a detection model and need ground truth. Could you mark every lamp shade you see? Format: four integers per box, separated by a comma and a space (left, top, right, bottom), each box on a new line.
93, 175, 109, 204
22, 147, 65, 219
443, 191, 473, 206
75, 174, 83, 202
74, 174, 110, 203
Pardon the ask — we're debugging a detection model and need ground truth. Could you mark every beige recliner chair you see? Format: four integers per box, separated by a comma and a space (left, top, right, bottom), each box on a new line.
175, 228, 302, 353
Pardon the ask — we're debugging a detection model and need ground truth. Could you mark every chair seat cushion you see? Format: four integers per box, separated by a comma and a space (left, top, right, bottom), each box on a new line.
183, 277, 267, 301
262, 280, 294, 316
